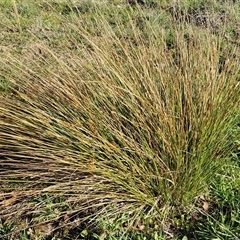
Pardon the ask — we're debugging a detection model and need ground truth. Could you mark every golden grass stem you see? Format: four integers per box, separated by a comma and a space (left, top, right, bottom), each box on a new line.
11, 0, 22, 33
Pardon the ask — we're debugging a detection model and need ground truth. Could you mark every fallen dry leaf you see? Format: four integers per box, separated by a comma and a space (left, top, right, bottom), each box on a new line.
0, 192, 18, 206
203, 201, 209, 212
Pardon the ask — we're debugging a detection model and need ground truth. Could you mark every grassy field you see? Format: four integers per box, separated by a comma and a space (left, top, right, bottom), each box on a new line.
0, 0, 240, 239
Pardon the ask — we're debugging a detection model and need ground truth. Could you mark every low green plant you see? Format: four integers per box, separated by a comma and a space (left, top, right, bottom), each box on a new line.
195, 159, 240, 239
0, 4, 239, 239
0, 76, 11, 93
0, 219, 15, 240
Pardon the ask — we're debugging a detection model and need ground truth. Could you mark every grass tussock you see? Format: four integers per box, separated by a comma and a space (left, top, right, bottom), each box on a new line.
0, 8, 240, 238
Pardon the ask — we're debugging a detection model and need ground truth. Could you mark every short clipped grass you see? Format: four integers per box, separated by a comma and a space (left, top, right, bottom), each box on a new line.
0, 1, 240, 239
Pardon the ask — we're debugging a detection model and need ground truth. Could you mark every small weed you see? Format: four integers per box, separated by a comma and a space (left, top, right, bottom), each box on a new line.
0, 76, 11, 92
0, 219, 15, 240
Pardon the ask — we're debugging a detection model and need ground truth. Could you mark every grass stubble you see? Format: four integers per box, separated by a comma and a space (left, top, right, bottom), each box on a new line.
0, 3, 240, 240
